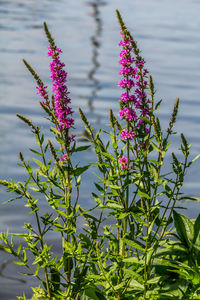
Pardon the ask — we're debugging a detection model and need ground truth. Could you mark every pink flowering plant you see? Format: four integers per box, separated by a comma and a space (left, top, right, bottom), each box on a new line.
0, 24, 91, 299
1, 10, 200, 300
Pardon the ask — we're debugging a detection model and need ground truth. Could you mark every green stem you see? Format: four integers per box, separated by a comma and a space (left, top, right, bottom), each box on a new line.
19, 183, 51, 297
96, 245, 117, 295
37, 131, 67, 265
35, 210, 51, 297
7, 239, 44, 286
150, 155, 188, 277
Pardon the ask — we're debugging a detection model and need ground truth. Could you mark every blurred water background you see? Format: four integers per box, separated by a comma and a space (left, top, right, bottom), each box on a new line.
1, 0, 200, 298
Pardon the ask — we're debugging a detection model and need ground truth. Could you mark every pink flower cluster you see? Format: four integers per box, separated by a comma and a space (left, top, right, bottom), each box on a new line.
118, 78, 135, 89
120, 129, 135, 140
60, 153, 68, 161
36, 85, 48, 100
36, 44, 74, 134
119, 108, 137, 122
118, 32, 151, 169
120, 92, 136, 103
118, 33, 150, 130
119, 156, 129, 170
48, 45, 74, 132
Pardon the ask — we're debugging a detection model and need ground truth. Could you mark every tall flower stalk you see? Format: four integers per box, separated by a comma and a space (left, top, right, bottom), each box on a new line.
11, 23, 82, 296
117, 14, 151, 262
35, 24, 75, 215
37, 23, 74, 147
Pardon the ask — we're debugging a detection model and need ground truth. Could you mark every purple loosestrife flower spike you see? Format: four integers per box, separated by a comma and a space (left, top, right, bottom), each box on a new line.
48, 45, 74, 133
42, 22, 74, 143
119, 108, 137, 122
36, 85, 48, 104
118, 26, 151, 139
120, 129, 135, 140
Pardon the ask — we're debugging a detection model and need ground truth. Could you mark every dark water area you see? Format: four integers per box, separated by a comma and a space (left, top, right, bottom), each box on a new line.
1, 0, 200, 298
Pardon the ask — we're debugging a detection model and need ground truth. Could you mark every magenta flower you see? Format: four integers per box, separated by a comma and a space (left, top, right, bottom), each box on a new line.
119, 49, 128, 57
119, 66, 137, 76
141, 107, 150, 117
120, 92, 136, 103
48, 45, 62, 57
118, 31, 151, 136
60, 153, 68, 162
118, 79, 135, 89
137, 118, 144, 128
119, 156, 129, 170
119, 108, 137, 122
35, 42, 74, 137
136, 59, 146, 67
48, 44, 74, 132
120, 129, 135, 140
36, 85, 48, 99
119, 38, 133, 48
119, 57, 134, 66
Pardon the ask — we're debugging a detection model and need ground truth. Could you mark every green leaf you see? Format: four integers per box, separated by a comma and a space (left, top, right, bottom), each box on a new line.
13, 261, 26, 266
113, 142, 118, 149
109, 184, 121, 190
124, 268, 143, 282
113, 281, 127, 291
44, 143, 48, 153
137, 191, 151, 200
30, 187, 40, 192
164, 141, 172, 151
85, 285, 105, 300
123, 257, 144, 264
109, 189, 119, 196
50, 127, 61, 136
55, 136, 65, 145
149, 159, 162, 166
147, 276, 161, 284
149, 164, 159, 182
57, 210, 69, 219
181, 133, 188, 149
146, 247, 154, 266
16, 243, 22, 256
124, 238, 145, 251
173, 210, 193, 246
33, 158, 45, 168
140, 116, 151, 125
40, 134, 44, 145
34, 264, 40, 277
94, 183, 105, 193
155, 99, 162, 110
101, 152, 115, 161
29, 149, 42, 157
147, 213, 159, 235
193, 214, 200, 245
73, 165, 90, 176
73, 145, 91, 152
181, 196, 200, 203
106, 203, 123, 210
150, 141, 161, 153
192, 154, 200, 164
129, 279, 144, 290
164, 184, 172, 196
35, 134, 41, 146
118, 212, 129, 219
0, 246, 12, 254
92, 193, 103, 206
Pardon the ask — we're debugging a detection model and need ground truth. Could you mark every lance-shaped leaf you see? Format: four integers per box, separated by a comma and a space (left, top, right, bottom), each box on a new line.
173, 210, 194, 247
